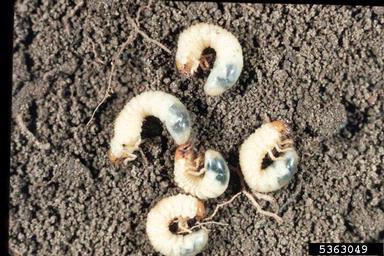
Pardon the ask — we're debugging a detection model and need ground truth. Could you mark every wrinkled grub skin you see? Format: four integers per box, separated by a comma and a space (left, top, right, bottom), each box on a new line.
10, 2, 384, 255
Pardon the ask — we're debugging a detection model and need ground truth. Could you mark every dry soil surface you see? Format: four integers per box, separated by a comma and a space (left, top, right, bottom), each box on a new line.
10, 1, 384, 255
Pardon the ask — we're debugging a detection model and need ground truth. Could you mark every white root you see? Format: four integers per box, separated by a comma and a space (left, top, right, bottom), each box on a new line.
205, 191, 243, 221
242, 190, 283, 223
146, 194, 208, 256
190, 221, 229, 232
205, 190, 282, 223
109, 91, 192, 163
176, 23, 243, 96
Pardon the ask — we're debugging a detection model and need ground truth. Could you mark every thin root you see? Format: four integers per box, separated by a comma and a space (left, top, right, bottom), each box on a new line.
190, 221, 229, 231
176, 217, 192, 234
85, 63, 115, 127
16, 113, 51, 151
242, 190, 283, 223
177, 226, 193, 235
205, 191, 243, 221
127, 15, 172, 54
233, 164, 283, 223
251, 191, 279, 213
205, 190, 282, 223
86, 0, 163, 127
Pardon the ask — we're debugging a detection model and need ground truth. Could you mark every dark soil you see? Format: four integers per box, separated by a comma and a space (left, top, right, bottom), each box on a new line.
10, 2, 384, 255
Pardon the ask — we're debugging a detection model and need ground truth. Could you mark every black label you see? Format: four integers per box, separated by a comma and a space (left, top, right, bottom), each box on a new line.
308, 243, 383, 255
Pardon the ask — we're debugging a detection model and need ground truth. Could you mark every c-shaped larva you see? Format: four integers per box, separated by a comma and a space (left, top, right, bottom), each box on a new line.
174, 142, 230, 200
109, 91, 192, 163
239, 121, 299, 193
146, 194, 208, 256
176, 23, 243, 96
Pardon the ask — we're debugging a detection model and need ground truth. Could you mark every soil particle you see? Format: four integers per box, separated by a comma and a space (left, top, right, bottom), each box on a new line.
11, 2, 384, 255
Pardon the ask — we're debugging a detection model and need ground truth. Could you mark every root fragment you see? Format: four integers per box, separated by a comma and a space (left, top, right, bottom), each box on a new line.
242, 190, 283, 223
190, 221, 229, 232
205, 189, 282, 224
85, 0, 171, 127
235, 165, 282, 222
205, 191, 242, 221
127, 15, 171, 54
85, 63, 115, 127
252, 191, 279, 213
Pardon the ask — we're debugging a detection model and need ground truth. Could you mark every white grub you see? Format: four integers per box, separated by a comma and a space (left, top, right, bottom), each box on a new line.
146, 194, 208, 256
109, 91, 192, 163
176, 23, 243, 96
239, 120, 299, 193
174, 142, 230, 200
